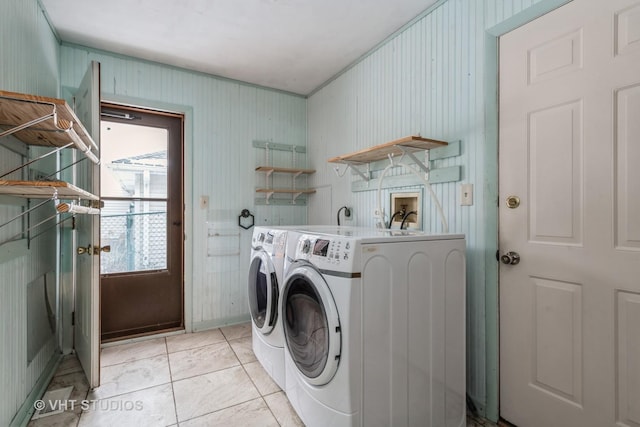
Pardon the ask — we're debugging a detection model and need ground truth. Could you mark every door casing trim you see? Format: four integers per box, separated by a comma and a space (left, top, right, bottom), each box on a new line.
101, 93, 194, 334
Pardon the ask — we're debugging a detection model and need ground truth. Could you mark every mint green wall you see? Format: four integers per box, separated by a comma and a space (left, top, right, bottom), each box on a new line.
59, 44, 308, 332
306, 0, 565, 420
0, 1, 61, 425
0, 0, 576, 423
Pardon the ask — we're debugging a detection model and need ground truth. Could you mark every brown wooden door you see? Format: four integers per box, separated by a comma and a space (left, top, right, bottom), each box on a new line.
99, 103, 184, 341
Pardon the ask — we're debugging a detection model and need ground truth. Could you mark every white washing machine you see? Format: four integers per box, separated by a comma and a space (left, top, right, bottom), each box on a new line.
281, 227, 466, 427
248, 226, 289, 389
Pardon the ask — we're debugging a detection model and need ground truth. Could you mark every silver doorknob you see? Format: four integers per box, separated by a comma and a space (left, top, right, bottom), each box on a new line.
501, 251, 521, 265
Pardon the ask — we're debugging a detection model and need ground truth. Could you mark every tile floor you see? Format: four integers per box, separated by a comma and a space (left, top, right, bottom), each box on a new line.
29, 322, 498, 427
29, 323, 302, 427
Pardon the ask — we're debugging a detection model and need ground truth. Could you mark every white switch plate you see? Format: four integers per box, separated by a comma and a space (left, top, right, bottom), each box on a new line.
200, 195, 209, 209
460, 184, 473, 206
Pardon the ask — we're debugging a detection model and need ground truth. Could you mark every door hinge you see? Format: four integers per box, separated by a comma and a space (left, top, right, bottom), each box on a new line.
71, 311, 75, 326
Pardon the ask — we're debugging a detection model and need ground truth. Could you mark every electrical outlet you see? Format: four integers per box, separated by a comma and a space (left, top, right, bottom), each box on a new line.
460, 184, 473, 206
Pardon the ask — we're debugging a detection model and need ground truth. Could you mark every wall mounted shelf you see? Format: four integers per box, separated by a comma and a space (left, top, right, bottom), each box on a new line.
328, 135, 447, 165
0, 89, 101, 248
255, 166, 315, 176
0, 180, 99, 200
254, 140, 315, 205
328, 135, 460, 185
255, 188, 316, 204
0, 90, 100, 201
0, 90, 99, 162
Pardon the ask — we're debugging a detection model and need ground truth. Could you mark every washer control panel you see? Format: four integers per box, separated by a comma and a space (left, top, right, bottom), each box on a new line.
296, 234, 354, 268
253, 229, 286, 257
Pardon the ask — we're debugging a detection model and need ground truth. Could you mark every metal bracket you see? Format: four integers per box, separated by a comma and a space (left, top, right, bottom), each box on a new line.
397, 146, 430, 175
340, 161, 370, 181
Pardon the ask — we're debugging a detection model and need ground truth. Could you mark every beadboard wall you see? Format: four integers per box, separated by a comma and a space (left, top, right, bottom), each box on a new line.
0, 0, 61, 425
307, 0, 556, 419
0, 0, 573, 424
59, 44, 308, 331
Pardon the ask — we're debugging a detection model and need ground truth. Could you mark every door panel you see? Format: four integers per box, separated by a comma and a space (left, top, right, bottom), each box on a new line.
73, 60, 101, 388
616, 84, 640, 249
499, 0, 640, 425
99, 105, 183, 341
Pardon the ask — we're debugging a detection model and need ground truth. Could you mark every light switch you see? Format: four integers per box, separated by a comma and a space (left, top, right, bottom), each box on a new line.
460, 184, 473, 206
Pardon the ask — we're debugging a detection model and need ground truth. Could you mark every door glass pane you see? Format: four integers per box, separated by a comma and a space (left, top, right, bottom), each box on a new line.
100, 119, 169, 275
101, 200, 167, 274
100, 121, 167, 198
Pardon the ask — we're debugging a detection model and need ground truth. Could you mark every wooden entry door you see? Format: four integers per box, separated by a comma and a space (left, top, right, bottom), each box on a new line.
499, 0, 640, 425
99, 104, 184, 341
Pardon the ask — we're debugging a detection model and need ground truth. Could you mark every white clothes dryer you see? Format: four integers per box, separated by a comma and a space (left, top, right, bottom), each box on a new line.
281, 227, 466, 427
248, 226, 289, 389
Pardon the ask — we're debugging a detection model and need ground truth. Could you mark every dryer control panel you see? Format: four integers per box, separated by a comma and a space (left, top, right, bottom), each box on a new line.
295, 234, 355, 270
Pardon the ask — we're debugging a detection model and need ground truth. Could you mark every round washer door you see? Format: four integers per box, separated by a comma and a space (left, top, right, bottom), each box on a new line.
282, 262, 341, 386
248, 250, 278, 334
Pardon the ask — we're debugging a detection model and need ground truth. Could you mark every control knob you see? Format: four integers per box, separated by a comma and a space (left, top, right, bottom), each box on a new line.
301, 239, 311, 254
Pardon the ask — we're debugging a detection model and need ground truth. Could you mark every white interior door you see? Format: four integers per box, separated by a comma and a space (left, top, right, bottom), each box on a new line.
499, 0, 640, 425
73, 61, 101, 388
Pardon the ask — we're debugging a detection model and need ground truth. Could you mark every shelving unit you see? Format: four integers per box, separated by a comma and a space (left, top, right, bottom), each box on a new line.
253, 141, 315, 205
0, 90, 99, 162
328, 135, 447, 164
328, 135, 448, 181
0, 90, 101, 247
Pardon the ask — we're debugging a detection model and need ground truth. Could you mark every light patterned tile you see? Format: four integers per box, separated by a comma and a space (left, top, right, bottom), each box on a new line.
165, 329, 225, 354
220, 322, 252, 341
228, 336, 256, 364
78, 383, 176, 427
264, 391, 304, 427
89, 354, 170, 400
179, 398, 278, 427
173, 365, 260, 422
243, 361, 280, 396
28, 410, 80, 427
168, 342, 239, 381
100, 338, 166, 367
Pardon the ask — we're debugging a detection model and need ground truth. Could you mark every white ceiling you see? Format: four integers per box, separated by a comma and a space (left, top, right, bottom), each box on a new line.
40, 0, 439, 95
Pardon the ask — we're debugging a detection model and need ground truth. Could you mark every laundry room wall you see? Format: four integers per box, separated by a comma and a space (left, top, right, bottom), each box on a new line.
0, 1, 61, 425
306, 0, 555, 420
59, 45, 307, 332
